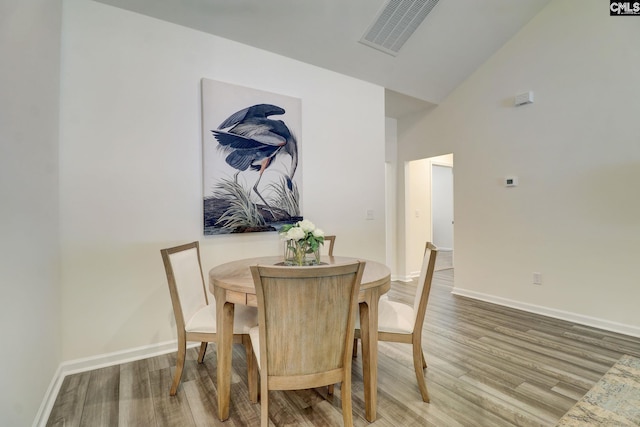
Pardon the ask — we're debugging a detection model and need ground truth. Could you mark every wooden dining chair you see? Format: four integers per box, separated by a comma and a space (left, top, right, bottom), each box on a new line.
248, 261, 365, 427
354, 242, 438, 402
323, 235, 336, 256
160, 241, 258, 396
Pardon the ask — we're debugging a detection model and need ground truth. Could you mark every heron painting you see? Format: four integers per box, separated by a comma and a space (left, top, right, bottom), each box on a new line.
201, 79, 303, 235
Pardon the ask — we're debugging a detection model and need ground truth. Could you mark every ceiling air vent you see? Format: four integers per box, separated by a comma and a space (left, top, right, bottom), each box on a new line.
360, 0, 440, 56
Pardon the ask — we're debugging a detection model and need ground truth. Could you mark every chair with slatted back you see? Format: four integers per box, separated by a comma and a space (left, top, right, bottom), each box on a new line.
248, 261, 365, 427
160, 241, 258, 396
354, 242, 438, 402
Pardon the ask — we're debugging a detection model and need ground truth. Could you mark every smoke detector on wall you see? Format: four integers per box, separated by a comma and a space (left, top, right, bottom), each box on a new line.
360, 0, 441, 56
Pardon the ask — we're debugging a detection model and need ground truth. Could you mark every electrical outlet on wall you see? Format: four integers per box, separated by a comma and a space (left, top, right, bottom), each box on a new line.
533, 272, 542, 285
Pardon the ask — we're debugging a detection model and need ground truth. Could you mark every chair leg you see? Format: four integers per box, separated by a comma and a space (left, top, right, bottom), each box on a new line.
197, 342, 208, 363
352, 338, 358, 358
170, 338, 187, 396
422, 351, 427, 369
341, 379, 354, 427
260, 377, 269, 427
328, 384, 334, 395
244, 335, 259, 403
412, 342, 430, 402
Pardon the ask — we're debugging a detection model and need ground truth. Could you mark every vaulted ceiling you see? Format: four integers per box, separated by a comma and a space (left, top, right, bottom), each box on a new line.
95, 0, 552, 118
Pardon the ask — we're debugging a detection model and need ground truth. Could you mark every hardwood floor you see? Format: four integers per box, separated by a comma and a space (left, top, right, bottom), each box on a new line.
47, 268, 640, 426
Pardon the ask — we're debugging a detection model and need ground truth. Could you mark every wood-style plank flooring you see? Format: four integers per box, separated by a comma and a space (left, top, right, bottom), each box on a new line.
47, 259, 640, 426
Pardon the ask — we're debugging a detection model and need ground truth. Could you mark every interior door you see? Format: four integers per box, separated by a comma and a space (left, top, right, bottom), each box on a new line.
432, 164, 454, 250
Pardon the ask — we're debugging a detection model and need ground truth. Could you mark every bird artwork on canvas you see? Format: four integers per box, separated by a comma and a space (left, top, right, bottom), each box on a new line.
204, 103, 301, 234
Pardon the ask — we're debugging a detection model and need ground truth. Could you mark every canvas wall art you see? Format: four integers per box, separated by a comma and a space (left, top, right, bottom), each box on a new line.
201, 78, 303, 235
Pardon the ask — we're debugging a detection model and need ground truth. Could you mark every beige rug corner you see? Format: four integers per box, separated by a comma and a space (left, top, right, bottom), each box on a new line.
555, 354, 640, 426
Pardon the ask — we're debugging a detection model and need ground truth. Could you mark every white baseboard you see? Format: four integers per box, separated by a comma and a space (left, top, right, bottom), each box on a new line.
391, 273, 418, 282
34, 339, 191, 427
33, 364, 64, 427
451, 287, 640, 339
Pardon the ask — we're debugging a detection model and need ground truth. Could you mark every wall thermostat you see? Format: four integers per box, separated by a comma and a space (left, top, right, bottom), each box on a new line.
505, 176, 519, 187
515, 91, 534, 106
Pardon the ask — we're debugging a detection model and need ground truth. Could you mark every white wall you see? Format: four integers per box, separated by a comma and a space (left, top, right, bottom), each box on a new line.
405, 158, 431, 278
385, 118, 398, 276
59, 0, 386, 361
398, 0, 640, 335
0, 1, 62, 425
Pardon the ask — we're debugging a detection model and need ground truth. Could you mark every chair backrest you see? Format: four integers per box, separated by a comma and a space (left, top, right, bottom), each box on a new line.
412, 242, 438, 329
322, 235, 336, 256
160, 242, 208, 331
250, 261, 364, 383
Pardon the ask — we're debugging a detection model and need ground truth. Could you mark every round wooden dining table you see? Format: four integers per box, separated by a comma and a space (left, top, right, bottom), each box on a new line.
209, 255, 391, 423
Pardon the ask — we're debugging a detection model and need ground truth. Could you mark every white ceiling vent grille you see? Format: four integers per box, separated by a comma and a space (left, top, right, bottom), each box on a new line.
360, 0, 440, 56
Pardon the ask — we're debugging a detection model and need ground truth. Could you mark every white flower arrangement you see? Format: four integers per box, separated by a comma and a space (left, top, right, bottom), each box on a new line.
280, 220, 325, 265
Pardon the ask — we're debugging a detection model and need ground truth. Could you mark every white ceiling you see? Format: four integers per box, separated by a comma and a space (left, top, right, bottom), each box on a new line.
94, 0, 551, 118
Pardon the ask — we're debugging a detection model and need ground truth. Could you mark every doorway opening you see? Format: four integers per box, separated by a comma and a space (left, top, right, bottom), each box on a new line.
404, 153, 453, 278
